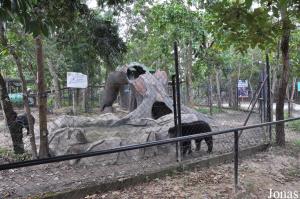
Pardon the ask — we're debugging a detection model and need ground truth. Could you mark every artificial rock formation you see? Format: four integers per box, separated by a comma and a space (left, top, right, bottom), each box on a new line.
47, 113, 210, 166
46, 63, 215, 165
101, 63, 213, 126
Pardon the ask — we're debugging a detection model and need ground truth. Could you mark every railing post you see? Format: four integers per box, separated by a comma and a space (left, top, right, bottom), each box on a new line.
174, 41, 182, 162
172, 75, 179, 161
234, 130, 239, 193
266, 52, 272, 143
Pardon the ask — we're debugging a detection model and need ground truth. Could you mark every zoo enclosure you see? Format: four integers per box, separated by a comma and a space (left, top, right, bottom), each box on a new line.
0, 117, 299, 193
0, 42, 281, 196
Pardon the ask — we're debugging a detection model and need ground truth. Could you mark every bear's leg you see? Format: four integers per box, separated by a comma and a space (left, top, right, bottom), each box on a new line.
181, 141, 191, 156
187, 140, 193, 155
195, 138, 202, 151
204, 136, 213, 153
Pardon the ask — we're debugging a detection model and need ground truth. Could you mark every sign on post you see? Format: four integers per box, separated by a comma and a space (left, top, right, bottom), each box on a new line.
67, 72, 88, 88
67, 72, 88, 115
238, 80, 249, 98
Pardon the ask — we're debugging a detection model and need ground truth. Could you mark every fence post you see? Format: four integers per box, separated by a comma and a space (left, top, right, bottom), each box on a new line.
234, 130, 239, 193
171, 75, 179, 161
266, 52, 272, 143
174, 41, 182, 162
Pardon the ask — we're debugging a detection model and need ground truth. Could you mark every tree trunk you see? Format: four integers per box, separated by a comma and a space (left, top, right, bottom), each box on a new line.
286, 85, 290, 117
162, 56, 169, 77
228, 74, 233, 107
215, 68, 222, 109
105, 56, 114, 81
185, 41, 193, 106
9, 45, 38, 159
275, 7, 290, 146
288, 77, 296, 117
209, 75, 213, 115
72, 89, 77, 115
0, 21, 25, 154
249, 56, 254, 100
0, 72, 24, 154
236, 64, 241, 109
81, 88, 87, 112
36, 35, 49, 158
47, 59, 61, 109
271, 41, 281, 120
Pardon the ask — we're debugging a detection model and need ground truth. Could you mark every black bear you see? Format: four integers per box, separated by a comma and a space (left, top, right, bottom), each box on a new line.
168, 120, 213, 156
16, 113, 35, 135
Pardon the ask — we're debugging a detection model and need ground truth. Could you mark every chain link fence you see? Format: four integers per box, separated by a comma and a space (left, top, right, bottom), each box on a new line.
0, 107, 270, 198
0, 63, 272, 198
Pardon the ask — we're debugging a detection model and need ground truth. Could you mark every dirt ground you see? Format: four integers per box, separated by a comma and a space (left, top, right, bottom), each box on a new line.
0, 109, 299, 198
83, 142, 300, 199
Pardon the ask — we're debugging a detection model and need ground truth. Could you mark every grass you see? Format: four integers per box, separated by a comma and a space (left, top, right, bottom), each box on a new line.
285, 165, 300, 178
283, 111, 300, 132
294, 139, 300, 147
0, 147, 13, 156
286, 120, 300, 132
196, 106, 223, 115
0, 147, 31, 161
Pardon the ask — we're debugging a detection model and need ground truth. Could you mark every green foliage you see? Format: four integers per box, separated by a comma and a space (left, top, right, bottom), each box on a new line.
286, 120, 300, 132
294, 140, 300, 147
1, 0, 127, 89
207, 1, 280, 52
91, 17, 127, 71
290, 30, 300, 76
54, 12, 126, 83
126, 2, 208, 80
1, 0, 300, 115
197, 106, 223, 114
0, 147, 31, 161
1, 0, 89, 37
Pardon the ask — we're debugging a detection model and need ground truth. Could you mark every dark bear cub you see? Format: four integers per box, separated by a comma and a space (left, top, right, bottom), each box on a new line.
168, 120, 213, 156
16, 113, 35, 135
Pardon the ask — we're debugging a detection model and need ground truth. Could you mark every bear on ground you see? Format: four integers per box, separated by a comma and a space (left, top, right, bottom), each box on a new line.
16, 113, 35, 135
168, 120, 213, 156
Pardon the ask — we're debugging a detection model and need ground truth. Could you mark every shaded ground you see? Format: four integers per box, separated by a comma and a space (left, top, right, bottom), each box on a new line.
83, 143, 300, 199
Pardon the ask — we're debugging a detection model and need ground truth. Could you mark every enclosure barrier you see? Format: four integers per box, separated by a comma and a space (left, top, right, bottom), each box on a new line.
1, 117, 300, 194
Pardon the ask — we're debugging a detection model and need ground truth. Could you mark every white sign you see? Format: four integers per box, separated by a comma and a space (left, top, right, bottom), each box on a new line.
238, 80, 249, 98
238, 80, 248, 88
67, 72, 88, 88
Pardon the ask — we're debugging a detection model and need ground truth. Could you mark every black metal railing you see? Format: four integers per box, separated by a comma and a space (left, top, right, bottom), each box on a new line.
1, 117, 299, 193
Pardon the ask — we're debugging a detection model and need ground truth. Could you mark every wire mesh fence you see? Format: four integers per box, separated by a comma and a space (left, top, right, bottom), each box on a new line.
0, 62, 274, 198
0, 106, 274, 198
0, 116, 295, 198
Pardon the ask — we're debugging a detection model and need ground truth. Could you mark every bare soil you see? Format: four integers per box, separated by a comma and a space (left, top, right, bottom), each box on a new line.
83, 143, 300, 199
0, 109, 299, 198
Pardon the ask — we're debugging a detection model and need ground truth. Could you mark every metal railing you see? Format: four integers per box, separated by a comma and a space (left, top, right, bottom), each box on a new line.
1, 117, 299, 193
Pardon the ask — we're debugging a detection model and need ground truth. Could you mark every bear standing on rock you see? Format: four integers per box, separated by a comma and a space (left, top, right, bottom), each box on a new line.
168, 120, 213, 156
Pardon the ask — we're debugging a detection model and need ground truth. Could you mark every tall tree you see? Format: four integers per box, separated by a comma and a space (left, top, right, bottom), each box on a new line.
208, 0, 300, 146
0, 71, 24, 154
0, 21, 38, 157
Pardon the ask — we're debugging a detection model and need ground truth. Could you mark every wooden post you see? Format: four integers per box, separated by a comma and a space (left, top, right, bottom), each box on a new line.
72, 88, 76, 115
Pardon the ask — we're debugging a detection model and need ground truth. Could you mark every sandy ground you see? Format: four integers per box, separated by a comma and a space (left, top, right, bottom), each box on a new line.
83, 142, 300, 199
0, 109, 299, 198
